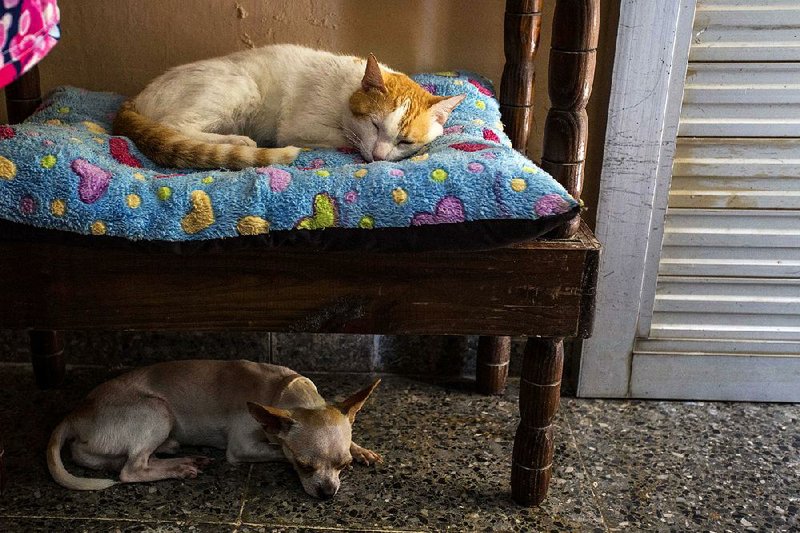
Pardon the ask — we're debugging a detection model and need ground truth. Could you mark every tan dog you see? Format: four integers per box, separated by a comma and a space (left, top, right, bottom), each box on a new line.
47, 360, 381, 499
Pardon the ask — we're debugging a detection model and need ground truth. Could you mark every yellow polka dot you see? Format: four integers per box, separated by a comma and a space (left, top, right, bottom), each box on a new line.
495, 121, 505, 131
431, 168, 448, 182
202, 176, 214, 184
58, 106, 70, 114
354, 168, 368, 179
411, 152, 430, 162
126, 194, 141, 208
91, 220, 107, 235
392, 188, 408, 205
475, 100, 486, 110
316, 170, 330, 178
157, 186, 172, 201
70, 137, 83, 144
50, 199, 66, 217
359, 215, 375, 229
133, 172, 146, 181
0, 156, 17, 180
41, 155, 57, 169
453, 80, 464, 86
472, 119, 485, 126
45, 119, 62, 126
93, 137, 105, 145
522, 166, 537, 173
436, 71, 458, 77
237, 215, 270, 235
510, 178, 527, 192
83, 121, 107, 134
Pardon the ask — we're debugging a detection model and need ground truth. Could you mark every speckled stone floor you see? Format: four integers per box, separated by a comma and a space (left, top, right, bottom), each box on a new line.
0, 364, 798, 532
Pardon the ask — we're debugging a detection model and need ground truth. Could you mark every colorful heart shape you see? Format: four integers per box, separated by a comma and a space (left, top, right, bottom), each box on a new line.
411, 196, 465, 226
450, 142, 492, 152
469, 79, 493, 96
181, 190, 215, 234
534, 194, 572, 216
71, 158, 112, 204
109, 137, 143, 168
300, 158, 326, 171
257, 167, 292, 192
296, 192, 338, 230
0, 125, 15, 140
482, 129, 500, 143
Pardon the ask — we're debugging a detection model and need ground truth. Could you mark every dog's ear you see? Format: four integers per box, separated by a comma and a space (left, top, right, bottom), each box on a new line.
247, 402, 296, 435
337, 379, 381, 424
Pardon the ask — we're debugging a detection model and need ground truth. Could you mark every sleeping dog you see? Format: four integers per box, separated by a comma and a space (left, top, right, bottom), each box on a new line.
47, 360, 381, 499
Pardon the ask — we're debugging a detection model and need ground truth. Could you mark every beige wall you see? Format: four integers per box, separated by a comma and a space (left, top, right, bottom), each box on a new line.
13, 0, 617, 226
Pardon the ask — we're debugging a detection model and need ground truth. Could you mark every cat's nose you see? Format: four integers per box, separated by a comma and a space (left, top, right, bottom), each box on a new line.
372, 143, 392, 161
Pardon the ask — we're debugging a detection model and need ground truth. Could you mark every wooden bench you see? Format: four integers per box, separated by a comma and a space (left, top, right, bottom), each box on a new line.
0, 0, 600, 506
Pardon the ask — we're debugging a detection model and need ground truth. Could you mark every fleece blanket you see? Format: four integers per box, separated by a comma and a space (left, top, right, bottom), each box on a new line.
0, 71, 577, 240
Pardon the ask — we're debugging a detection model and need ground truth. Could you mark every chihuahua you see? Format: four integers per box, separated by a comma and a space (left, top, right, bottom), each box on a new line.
47, 360, 381, 499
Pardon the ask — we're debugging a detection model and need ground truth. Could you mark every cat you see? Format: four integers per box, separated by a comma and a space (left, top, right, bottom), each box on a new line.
113, 44, 466, 170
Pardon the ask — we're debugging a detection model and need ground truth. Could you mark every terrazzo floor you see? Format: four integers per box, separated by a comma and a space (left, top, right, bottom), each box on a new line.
0, 364, 797, 532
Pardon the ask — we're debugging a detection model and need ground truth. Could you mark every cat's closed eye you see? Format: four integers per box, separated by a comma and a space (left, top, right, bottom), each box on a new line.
397, 140, 413, 146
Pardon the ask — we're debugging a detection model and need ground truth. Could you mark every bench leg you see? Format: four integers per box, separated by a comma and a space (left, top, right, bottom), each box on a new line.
29, 330, 65, 389
511, 337, 563, 506
476, 336, 510, 395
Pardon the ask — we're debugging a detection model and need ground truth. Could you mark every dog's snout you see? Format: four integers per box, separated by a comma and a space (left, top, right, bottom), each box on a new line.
316, 481, 338, 500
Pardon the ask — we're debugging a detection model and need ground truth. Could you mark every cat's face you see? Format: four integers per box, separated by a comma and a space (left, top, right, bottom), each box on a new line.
344, 54, 465, 162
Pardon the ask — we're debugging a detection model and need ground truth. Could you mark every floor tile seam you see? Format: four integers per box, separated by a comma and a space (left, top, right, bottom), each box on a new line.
563, 406, 613, 533
235, 463, 254, 527
239, 521, 427, 533
0, 513, 237, 525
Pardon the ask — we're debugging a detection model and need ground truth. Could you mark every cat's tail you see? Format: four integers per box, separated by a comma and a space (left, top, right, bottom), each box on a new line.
112, 101, 300, 170
47, 417, 118, 491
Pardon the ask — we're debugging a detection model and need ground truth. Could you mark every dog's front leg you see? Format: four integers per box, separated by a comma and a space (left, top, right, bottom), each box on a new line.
226, 430, 287, 463
350, 442, 382, 465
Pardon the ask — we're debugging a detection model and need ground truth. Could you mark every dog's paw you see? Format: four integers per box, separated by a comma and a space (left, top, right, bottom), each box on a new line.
175, 463, 200, 479
350, 443, 382, 466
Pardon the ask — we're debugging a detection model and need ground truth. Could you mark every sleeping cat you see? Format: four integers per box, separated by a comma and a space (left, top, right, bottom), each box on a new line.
113, 44, 466, 170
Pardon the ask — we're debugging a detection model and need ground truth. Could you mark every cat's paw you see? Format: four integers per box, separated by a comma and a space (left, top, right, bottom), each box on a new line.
229, 135, 257, 147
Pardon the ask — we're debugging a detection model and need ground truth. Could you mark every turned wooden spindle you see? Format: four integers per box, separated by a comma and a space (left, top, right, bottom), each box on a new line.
29, 330, 66, 389
542, 0, 600, 238
512, 337, 564, 505
476, 336, 511, 395
4, 65, 42, 124
5, 68, 67, 389
499, 0, 543, 152
476, 1, 543, 396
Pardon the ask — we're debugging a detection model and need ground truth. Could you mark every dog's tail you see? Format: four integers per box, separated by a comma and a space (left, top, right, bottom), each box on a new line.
112, 100, 299, 170
47, 419, 117, 491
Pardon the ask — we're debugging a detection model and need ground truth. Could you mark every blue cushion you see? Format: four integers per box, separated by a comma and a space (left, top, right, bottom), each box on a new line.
0, 72, 577, 241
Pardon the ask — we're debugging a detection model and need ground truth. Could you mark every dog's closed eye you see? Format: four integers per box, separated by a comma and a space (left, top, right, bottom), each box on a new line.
295, 460, 315, 474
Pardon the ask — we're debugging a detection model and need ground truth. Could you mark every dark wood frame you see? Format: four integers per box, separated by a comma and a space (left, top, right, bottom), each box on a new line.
0, 0, 600, 506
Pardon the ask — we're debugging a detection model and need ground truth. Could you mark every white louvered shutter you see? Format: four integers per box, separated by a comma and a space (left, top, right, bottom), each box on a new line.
631, 0, 800, 401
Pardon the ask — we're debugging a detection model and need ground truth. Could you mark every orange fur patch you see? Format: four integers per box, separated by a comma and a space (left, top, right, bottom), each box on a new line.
349, 72, 438, 143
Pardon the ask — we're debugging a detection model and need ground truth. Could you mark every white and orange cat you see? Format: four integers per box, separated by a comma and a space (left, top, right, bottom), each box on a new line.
113, 44, 466, 170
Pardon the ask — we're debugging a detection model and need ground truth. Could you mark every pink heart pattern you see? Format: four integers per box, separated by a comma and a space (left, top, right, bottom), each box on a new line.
411, 196, 465, 226
257, 166, 292, 192
71, 158, 112, 204
109, 137, 143, 168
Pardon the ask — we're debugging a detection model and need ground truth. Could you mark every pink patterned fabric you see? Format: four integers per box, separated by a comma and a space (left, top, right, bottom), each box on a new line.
0, 0, 60, 88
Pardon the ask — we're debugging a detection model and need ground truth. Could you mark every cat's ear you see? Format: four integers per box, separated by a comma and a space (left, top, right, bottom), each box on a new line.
429, 94, 466, 125
362, 53, 387, 94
